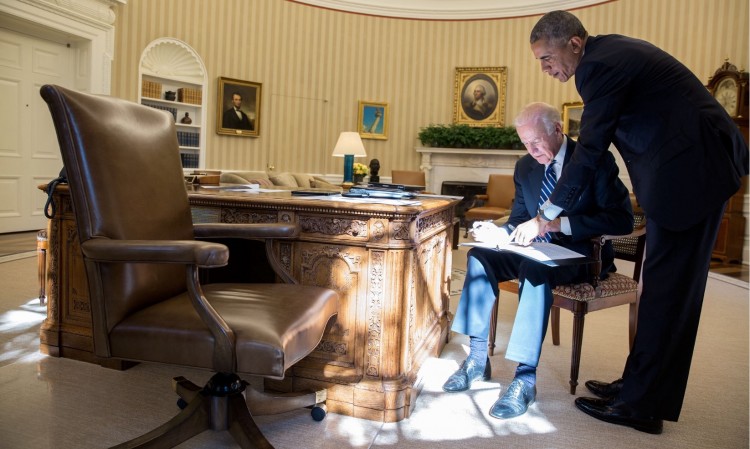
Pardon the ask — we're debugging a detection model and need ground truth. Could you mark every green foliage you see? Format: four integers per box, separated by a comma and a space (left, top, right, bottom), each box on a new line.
417, 124, 522, 149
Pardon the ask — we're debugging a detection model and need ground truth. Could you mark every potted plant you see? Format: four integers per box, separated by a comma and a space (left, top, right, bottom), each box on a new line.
352, 162, 369, 184
417, 124, 521, 149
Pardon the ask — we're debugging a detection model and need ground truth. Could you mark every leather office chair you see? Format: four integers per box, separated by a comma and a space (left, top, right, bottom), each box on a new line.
463, 174, 514, 237
41, 84, 339, 449
391, 170, 426, 189
494, 211, 646, 395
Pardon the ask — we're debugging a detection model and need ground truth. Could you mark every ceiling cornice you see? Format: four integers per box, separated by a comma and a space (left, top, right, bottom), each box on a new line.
289, 0, 614, 20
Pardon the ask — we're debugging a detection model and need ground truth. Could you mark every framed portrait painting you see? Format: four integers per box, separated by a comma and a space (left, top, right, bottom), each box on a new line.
358, 101, 389, 140
562, 101, 584, 140
453, 66, 507, 126
216, 76, 261, 137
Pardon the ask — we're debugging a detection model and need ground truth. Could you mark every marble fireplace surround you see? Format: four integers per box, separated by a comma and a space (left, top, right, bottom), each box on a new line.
416, 147, 526, 194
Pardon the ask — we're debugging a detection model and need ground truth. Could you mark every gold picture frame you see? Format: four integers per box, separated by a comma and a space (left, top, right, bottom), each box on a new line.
453, 66, 507, 126
358, 101, 389, 140
562, 101, 584, 140
216, 76, 261, 137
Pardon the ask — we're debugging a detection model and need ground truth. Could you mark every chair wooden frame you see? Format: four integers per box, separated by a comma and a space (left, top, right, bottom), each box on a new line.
493, 218, 646, 394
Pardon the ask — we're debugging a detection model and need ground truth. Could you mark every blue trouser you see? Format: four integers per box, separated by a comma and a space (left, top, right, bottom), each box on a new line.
451, 247, 584, 367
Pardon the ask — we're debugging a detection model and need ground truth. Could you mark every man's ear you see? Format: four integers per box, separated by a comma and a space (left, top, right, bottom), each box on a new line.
570, 36, 584, 54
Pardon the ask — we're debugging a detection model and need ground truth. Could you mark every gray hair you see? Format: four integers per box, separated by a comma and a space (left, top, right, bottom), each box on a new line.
514, 102, 562, 136
530, 10, 588, 47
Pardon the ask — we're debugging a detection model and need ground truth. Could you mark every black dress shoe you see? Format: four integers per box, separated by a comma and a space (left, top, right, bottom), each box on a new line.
585, 378, 624, 399
488, 378, 536, 419
575, 396, 663, 434
442, 357, 491, 392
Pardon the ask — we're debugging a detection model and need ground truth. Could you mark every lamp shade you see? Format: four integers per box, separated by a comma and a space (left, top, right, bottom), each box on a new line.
331, 132, 367, 157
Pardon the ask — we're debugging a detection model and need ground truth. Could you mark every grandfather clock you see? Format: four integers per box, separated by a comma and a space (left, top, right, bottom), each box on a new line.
706, 60, 748, 263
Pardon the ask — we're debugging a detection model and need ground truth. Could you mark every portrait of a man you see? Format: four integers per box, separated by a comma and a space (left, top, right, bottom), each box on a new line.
216, 77, 261, 137
222, 92, 254, 130
461, 76, 498, 121
453, 67, 507, 126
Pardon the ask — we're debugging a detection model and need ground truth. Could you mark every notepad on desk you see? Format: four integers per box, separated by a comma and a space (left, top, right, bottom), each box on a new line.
460, 241, 587, 266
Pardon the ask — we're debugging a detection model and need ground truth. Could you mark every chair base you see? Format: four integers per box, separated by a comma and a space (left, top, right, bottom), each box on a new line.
111, 372, 327, 449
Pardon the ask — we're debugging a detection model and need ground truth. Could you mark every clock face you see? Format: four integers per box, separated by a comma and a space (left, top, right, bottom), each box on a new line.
714, 77, 738, 116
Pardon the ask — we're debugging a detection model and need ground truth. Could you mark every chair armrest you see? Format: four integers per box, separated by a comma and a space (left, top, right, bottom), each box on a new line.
80, 238, 229, 268
193, 222, 301, 285
193, 222, 299, 240
465, 194, 489, 210
601, 217, 647, 242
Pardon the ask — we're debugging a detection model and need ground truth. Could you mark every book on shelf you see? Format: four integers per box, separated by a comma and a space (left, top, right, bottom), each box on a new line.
177, 87, 202, 105
176, 130, 200, 147
180, 152, 200, 168
143, 102, 177, 121
459, 241, 588, 266
141, 79, 162, 99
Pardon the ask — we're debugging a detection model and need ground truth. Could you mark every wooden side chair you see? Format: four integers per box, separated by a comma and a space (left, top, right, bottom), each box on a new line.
493, 212, 646, 394
463, 174, 514, 237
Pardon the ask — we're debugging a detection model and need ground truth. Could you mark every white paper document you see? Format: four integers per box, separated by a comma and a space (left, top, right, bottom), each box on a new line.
459, 241, 585, 265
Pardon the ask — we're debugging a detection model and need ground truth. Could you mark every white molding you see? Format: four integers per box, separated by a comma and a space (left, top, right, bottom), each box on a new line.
416, 147, 525, 193
140, 38, 206, 84
291, 0, 611, 20
0, 0, 120, 93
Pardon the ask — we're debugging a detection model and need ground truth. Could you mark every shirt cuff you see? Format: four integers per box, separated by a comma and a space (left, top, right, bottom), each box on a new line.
560, 217, 572, 235
539, 201, 563, 221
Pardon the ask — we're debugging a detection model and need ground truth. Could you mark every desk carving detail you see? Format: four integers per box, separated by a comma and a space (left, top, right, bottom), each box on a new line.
366, 250, 385, 377
301, 216, 369, 237
221, 208, 277, 223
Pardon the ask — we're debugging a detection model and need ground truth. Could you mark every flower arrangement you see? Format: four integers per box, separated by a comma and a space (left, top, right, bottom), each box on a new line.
353, 162, 369, 175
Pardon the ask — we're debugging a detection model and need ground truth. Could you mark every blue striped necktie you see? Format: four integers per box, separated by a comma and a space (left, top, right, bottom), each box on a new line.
535, 160, 557, 243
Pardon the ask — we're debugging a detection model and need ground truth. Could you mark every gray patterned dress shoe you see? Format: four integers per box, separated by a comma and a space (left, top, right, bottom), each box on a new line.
489, 378, 536, 419
442, 357, 491, 392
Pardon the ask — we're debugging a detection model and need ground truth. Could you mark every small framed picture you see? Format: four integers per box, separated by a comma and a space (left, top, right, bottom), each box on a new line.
562, 101, 584, 140
453, 67, 507, 126
216, 76, 261, 137
358, 101, 388, 140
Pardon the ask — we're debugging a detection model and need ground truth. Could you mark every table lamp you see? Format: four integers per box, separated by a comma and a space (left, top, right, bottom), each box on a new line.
331, 131, 367, 185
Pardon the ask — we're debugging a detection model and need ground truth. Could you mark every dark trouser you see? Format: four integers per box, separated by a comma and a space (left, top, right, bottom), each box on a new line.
618, 204, 725, 421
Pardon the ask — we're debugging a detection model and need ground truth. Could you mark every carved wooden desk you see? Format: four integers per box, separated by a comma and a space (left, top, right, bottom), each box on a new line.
40, 185, 458, 422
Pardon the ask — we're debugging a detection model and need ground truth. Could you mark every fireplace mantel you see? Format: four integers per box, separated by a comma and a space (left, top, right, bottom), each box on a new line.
416, 146, 526, 194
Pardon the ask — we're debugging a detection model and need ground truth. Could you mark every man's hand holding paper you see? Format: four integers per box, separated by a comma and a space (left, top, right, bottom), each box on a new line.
470, 221, 511, 247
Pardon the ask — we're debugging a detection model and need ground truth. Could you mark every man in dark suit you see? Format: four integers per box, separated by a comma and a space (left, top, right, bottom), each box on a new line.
514, 10, 749, 433
444, 102, 633, 420
222, 92, 254, 130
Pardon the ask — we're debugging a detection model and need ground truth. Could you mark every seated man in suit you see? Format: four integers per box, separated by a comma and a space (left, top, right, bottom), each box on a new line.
443, 102, 633, 419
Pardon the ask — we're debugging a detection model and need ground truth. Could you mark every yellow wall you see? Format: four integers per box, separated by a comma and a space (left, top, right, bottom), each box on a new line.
111, 0, 749, 176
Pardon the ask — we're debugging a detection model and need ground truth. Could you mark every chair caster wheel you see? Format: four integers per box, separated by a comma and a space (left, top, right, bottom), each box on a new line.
176, 398, 188, 410
311, 403, 327, 421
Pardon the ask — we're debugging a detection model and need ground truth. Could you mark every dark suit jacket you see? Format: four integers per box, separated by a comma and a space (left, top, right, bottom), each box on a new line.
222, 108, 253, 130
550, 34, 748, 231
504, 138, 633, 277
